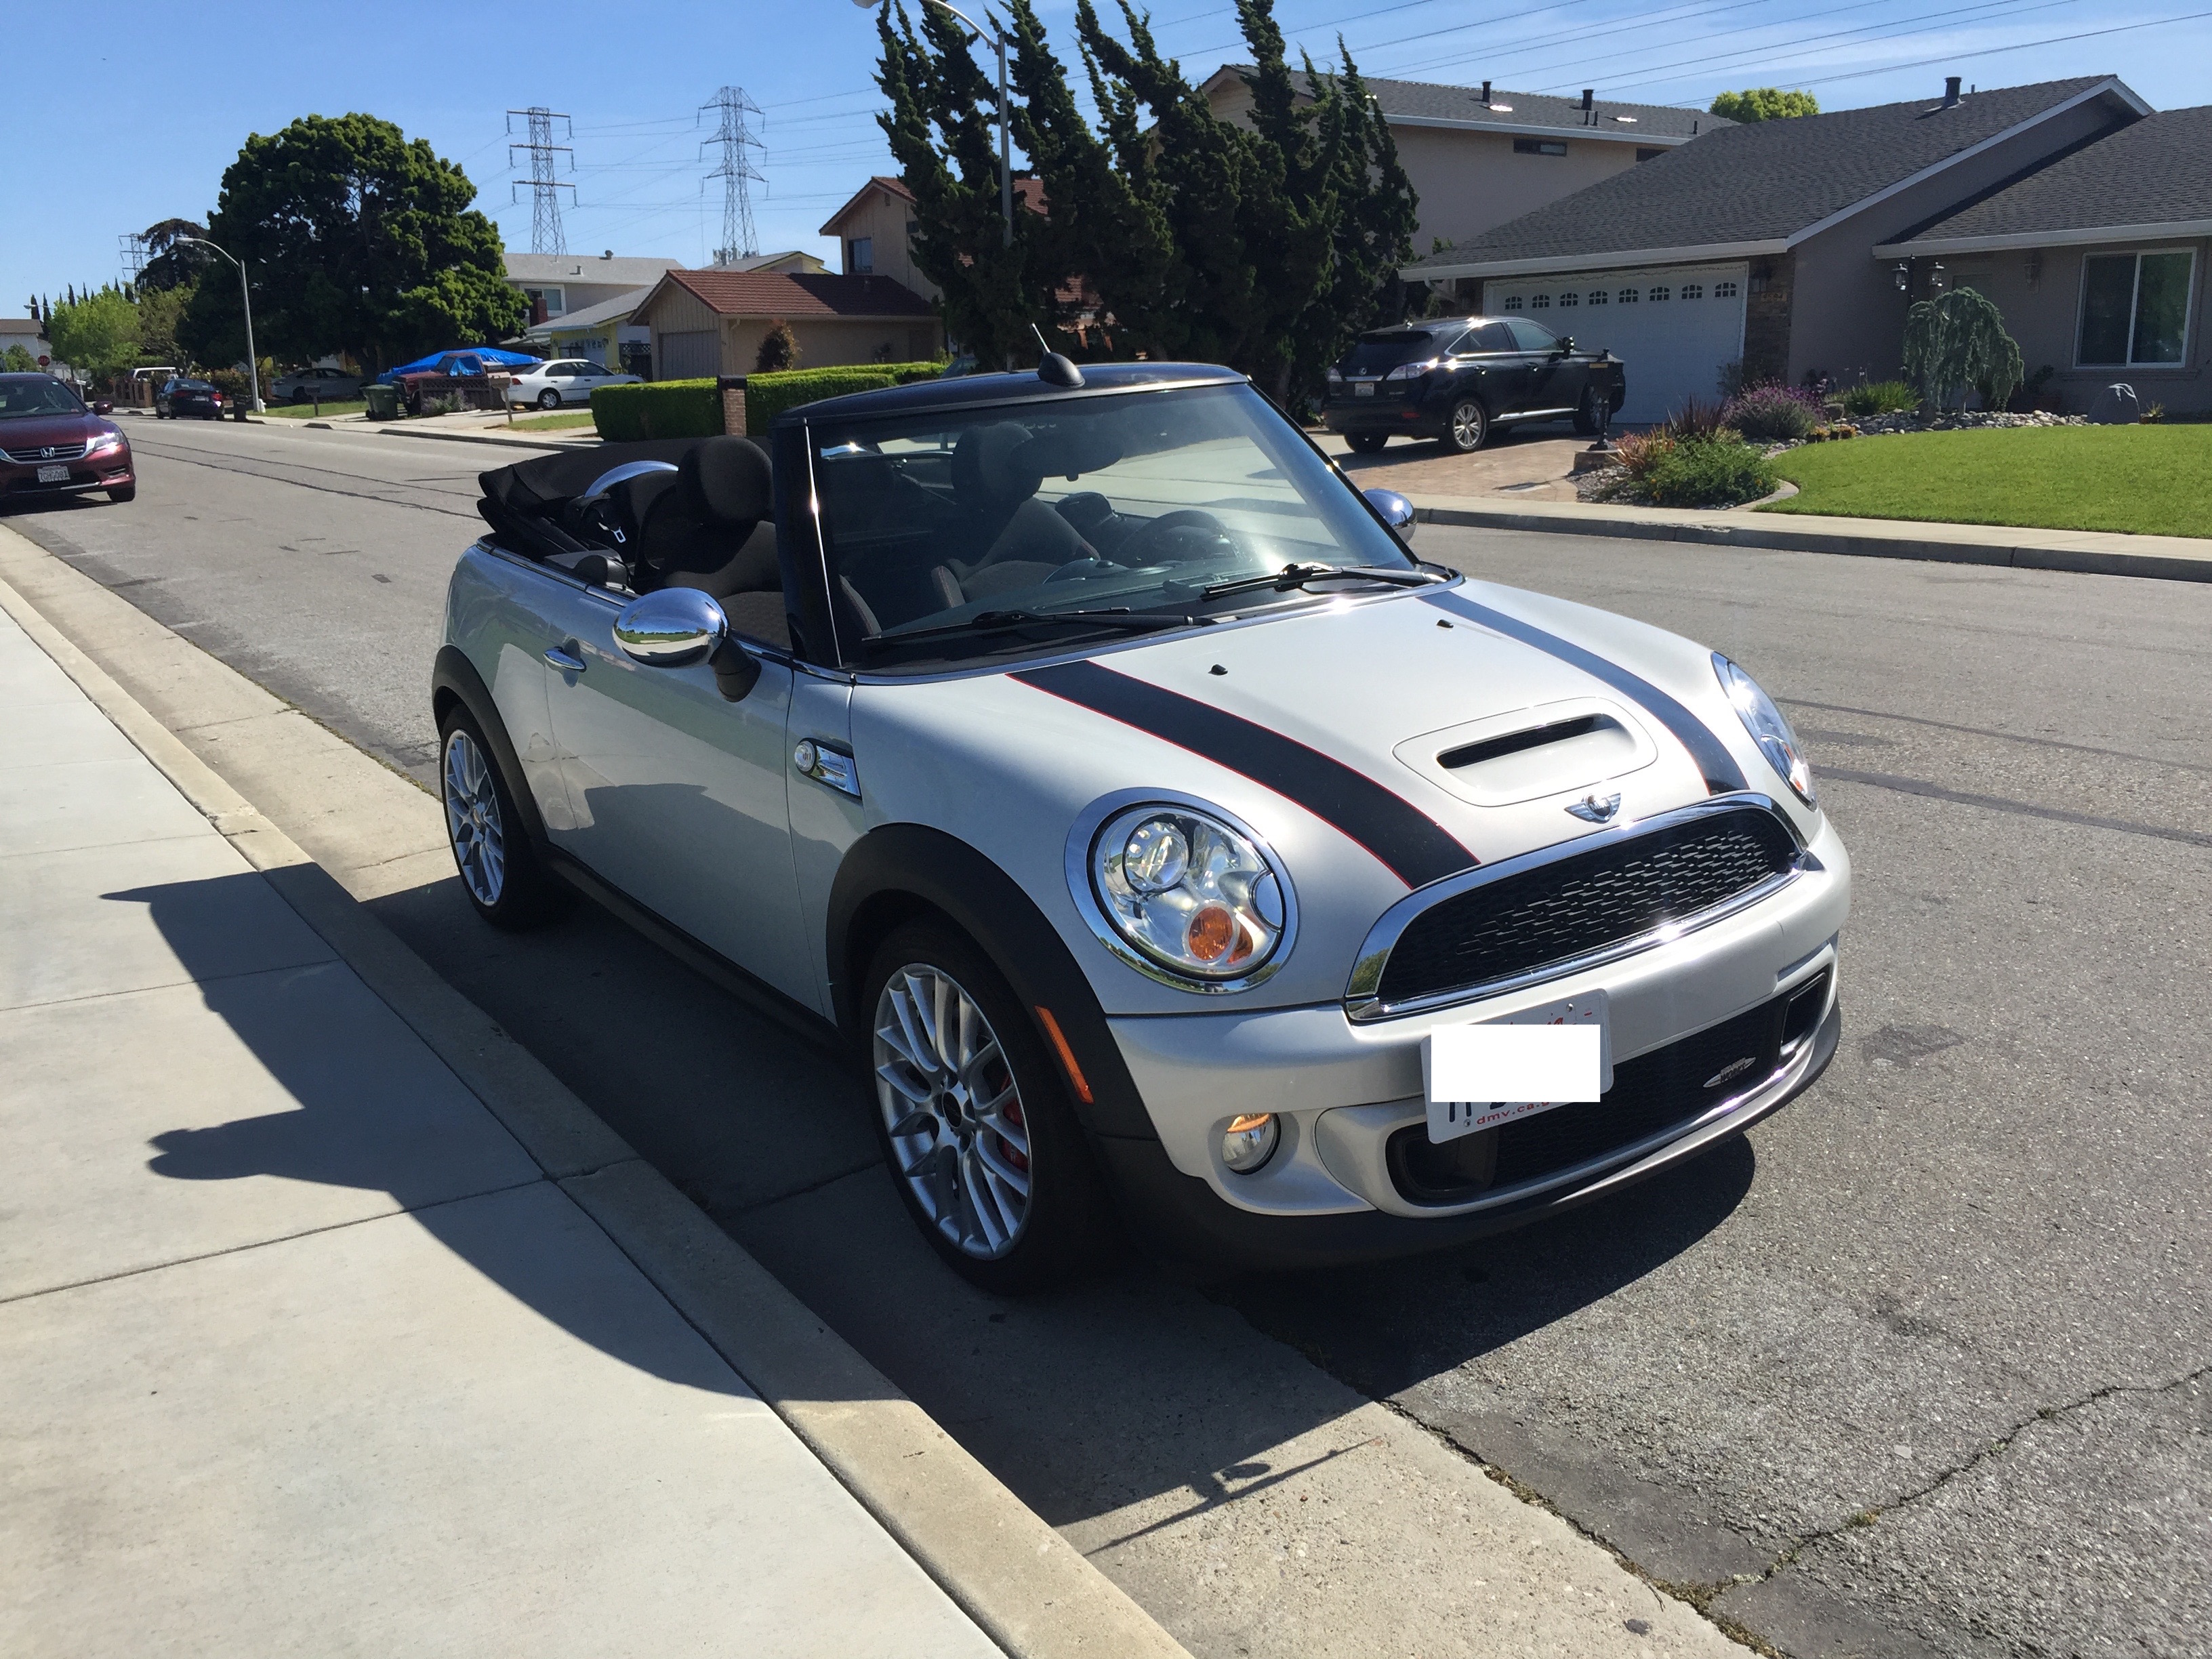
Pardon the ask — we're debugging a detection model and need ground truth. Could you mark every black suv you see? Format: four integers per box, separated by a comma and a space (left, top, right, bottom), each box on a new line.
1324, 316, 1625, 453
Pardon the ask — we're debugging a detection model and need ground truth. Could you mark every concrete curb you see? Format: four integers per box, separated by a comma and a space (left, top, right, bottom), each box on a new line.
375, 423, 592, 451
0, 535, 1191, 1659
1410, 495, 2212, 583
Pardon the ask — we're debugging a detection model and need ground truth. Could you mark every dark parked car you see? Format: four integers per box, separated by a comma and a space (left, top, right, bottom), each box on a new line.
0, 374, 134, 504
155, 377, 224, 419
1324, 316, 1625, 453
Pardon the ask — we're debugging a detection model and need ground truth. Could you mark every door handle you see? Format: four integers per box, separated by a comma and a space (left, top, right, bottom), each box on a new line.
544, 643, 586, 673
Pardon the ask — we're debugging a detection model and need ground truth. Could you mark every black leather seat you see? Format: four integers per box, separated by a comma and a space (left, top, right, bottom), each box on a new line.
634, 436, 777, 605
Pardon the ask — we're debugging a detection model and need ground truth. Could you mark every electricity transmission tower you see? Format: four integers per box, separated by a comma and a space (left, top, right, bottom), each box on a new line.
699, 87, 765, 266
507, 107, 577, 255
117, 233, 146, 287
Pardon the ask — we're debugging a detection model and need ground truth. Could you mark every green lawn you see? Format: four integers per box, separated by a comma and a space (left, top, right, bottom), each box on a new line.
262, 398, 367, 419
506, 410, 598, 433
1765, 426, 2211, 539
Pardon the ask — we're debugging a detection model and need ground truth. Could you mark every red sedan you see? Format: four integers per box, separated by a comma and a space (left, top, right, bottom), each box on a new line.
0, 375, 134, 505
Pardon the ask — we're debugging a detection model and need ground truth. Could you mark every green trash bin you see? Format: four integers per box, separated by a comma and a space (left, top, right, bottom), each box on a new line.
362, 383, 401, 421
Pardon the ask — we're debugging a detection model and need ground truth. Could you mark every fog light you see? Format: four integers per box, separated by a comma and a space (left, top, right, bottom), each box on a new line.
1220, 1112, 1279, 1173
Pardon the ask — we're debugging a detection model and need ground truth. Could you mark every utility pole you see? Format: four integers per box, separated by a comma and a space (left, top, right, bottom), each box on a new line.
699, 86, 766, 266
507, 107, 576, 256
117, 233, 146, 288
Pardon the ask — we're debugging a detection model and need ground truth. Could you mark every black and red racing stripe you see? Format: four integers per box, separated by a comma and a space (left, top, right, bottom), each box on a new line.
1011, 659, 1477, 890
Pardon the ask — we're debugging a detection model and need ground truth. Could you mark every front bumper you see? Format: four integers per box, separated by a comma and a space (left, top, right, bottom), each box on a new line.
2, 456, 134, 497
1099, 813, 1849, 1255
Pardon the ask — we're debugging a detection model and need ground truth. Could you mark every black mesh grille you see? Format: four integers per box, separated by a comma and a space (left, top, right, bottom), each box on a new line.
1376, 808, 1798, 1007
1387, 970, 1828, 1205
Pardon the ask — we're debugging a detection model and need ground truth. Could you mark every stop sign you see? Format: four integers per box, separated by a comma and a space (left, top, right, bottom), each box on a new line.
37, 355, 49, 368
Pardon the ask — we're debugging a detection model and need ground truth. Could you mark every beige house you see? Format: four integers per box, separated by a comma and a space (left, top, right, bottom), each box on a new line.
504, 253, 683, 327
1201, 68, 1720, 256
628, 268, 943, 380
820, 177, 928, 293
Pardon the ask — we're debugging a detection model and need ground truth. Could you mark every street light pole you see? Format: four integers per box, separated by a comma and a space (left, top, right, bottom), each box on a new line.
176, 236, 262, 413
856, 0, 1012, 251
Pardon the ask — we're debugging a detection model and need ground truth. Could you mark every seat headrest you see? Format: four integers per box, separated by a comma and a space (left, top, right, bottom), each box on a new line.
681, 435, 773, 526
952, 422, 1040, 508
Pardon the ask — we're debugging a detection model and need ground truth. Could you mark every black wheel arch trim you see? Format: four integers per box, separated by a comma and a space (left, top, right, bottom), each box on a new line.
827, 821, 1157, 1141
430, 644, 550, 845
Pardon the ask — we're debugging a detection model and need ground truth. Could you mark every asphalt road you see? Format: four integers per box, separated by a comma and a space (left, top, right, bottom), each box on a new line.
13, 415, 2207, 1659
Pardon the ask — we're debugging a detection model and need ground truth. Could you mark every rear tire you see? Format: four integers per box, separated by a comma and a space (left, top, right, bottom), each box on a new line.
1347, 432, 1388, 455
1445, 398, 1490, 453
863, 919, 1111, 1294
437, 705, 573, 930
106, 485, 136, 504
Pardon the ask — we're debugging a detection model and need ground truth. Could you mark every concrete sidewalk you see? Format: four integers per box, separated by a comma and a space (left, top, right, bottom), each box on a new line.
1410, 492, 2212, 583
0, 604, 1026, 1656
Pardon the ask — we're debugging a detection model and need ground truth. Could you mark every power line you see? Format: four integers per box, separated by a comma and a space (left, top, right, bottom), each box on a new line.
700, 86, 768, 265
507, 107, 577, 255
1786, 3, 2212, 87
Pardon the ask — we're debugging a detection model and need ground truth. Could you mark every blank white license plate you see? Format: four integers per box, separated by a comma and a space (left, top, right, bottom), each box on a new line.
1422, 993, 1612, 1144
37, 464, 70, 483
1353, 382, 1375, 397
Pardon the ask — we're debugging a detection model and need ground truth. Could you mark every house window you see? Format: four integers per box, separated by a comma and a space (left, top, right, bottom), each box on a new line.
1714, 280, 1738, 298
1513, 139, 1569, 157
525, 286, 565, 318
1504, 295, 1523, 310
1531, 293, 1551, 308
1649, 286, 1671, 302
2077, 249, 2194, 366
848, 237, 874, 274
1586, 289, 1607, 306
1618, 287, 1639, 304
1559, 291, 1579, 307
1681, 283, 1704, 300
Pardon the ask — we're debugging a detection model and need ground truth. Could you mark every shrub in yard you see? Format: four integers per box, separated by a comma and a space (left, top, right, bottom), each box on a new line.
754, 319, 800, 373
1839, 380, 1919, 417
742, 361, 943, 434
1662, 396, 1732, 441
1723, 382, 1820, 442
1903, 286, 2023, 410
591, 378, 722, 441
1641, 436, 1778, 508
1612, 428, 1675, 478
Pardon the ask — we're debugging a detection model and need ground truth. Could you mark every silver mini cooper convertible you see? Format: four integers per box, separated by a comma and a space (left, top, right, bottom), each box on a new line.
436, 359, 1849, 1290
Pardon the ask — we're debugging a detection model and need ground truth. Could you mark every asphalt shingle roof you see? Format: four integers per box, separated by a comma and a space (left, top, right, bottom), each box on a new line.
642, 268, 935, 321
1218, 66, 1717, 142
1408, 77, 2123, 272
504, 253, 680, 287
1889, 104, 2212, 245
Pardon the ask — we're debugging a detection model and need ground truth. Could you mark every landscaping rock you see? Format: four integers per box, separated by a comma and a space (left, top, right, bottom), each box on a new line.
1852, 409, 2085, 436
2087, 384, 2140, 425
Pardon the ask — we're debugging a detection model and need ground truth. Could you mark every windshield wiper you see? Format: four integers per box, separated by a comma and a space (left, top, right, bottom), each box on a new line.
863, 607, 1208, 653
1195, 562, 1449, 601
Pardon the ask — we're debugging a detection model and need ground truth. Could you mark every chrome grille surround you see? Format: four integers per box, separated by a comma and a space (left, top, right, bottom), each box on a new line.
5, 442, 88, 464
1344, 793, 1814, 1023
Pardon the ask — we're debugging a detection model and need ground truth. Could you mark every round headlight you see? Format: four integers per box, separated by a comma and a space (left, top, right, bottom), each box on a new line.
1091, 804, 1287, 982
1713, 655, 1816, 806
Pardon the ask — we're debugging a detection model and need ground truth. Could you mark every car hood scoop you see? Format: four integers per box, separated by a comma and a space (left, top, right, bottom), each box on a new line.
1396, 698, 1657, 806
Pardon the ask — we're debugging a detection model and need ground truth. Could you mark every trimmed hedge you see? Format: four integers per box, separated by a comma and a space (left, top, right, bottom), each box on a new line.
591, 378, 721, 441
743, 362, 944, 435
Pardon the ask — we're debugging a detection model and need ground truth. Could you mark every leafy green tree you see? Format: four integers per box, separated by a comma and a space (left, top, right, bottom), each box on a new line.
885, 0, 1414, 401
754, 319, 801, 372
46, 287, 142, 382
2, 344, 35, 373
1708, 88, 1819, 122
1903, 286, 2022, 410
179, 114, 524, 373
138, 219, 217, 293
134, 282, 194, 368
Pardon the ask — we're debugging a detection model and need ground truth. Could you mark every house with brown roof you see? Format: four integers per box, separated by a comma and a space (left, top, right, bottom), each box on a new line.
627, 267, 943, 380
819, 174, 1050, 303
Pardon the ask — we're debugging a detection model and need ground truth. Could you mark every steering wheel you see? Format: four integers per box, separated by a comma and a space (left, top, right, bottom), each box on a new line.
1117, 508, 1240, 567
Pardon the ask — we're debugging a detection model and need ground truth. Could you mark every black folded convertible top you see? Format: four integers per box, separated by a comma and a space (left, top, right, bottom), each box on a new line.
476, 436, 703, 558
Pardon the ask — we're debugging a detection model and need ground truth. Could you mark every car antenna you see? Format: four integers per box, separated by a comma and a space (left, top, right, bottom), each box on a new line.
1031, 323, 1084, 389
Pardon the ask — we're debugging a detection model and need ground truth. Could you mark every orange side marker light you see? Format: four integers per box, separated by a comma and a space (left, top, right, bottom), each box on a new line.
1033, 1005, 1094, 1104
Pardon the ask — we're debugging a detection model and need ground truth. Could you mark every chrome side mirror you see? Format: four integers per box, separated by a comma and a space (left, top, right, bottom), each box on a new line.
1363, 487, 1416, 544
614, 587, 727, 666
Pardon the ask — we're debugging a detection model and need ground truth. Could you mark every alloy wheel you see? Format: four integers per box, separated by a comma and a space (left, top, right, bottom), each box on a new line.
1450, 400, 1488, 451
874, 964, 1033, 1260
442, 728, 507, 907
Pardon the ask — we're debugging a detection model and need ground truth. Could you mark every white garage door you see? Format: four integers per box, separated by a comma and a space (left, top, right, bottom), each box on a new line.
1485, 264, 1746, 425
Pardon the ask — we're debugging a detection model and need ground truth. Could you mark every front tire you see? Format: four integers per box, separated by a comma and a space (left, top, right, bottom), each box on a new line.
1574, 387, 1616, 436
1445, 397, 1490, 453
438, 706, 572, 930
864, 920, 1110, 1293
106, 485, 136, 504
538, 389, 560, 410
1347, 432, 1388, 455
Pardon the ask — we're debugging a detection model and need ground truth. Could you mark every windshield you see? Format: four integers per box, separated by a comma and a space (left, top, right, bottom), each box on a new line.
810, 381, 1415, 666
0, 377, 85, 419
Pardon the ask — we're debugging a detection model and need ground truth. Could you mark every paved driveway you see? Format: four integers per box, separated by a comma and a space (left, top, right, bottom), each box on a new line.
1320, 426, 1590, 501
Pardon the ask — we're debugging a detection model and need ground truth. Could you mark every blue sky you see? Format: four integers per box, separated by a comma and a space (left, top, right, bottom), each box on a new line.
3, 0, 2207, 317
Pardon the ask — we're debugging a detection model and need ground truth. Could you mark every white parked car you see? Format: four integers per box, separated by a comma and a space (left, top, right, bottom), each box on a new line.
435, 361, 1849, 1290
506, 359, 642, 410
270, 365, 366, 403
